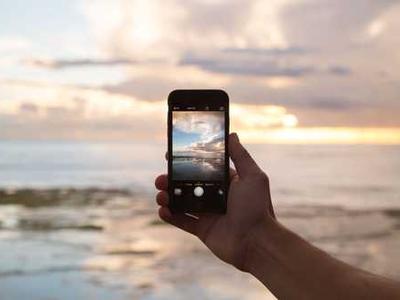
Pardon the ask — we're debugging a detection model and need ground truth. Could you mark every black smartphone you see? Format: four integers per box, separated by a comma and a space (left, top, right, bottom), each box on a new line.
168, 89, 229, 214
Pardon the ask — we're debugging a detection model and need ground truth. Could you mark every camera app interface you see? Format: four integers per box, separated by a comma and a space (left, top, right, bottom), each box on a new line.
172, 106, 226, 207
173, 111, 224, 180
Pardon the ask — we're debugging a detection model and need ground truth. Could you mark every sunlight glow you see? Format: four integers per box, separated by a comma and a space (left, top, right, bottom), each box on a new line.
231, 104, 293, 128
282, 114, 298, 128
368, 19, 385, 38
238, 127, 400, 144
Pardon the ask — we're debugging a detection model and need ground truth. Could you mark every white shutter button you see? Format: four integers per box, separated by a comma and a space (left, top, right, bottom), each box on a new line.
193, 186, 204, 197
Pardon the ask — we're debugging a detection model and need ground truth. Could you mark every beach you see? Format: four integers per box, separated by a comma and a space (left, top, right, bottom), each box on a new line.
0, 142, 399, 299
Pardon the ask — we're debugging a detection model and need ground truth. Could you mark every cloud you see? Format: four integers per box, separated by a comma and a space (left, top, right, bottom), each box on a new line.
19, 102, 39, 114
25, 45, 352, 80
173, 111, 224, 139
102, 76, 177, 101
78, 0, 299, 67
63, 0, 400, 134
280, 0, 399, 49
189, 135, 225, 154
222, 46, 309, 56
0, 79, 165, 140
24, 58, 137, 69
23, 1, 357, 81
327, 66, 352, 76
265, 96, 360, 111
179, 50, 315, 77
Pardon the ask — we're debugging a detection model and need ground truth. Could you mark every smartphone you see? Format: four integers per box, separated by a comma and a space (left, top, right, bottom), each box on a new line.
168, 89, 229, 214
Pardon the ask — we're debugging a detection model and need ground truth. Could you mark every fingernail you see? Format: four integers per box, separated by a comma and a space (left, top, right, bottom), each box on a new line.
232, 132, 239, 143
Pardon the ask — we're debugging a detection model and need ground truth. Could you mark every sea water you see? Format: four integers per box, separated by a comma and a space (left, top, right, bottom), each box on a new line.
0, 141, 399, 299
0, 141, 399, 209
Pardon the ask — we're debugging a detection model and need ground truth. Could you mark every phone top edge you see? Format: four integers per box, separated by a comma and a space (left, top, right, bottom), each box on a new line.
168, 89, 228, 94
168, 89, 229, 106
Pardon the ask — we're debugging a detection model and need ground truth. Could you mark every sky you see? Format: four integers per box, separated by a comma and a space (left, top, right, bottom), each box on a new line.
1, 0, 400, 143
173, 111, 224, 156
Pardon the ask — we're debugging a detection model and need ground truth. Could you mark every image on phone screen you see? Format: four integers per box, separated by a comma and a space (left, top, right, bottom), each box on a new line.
172, 111, 225, 181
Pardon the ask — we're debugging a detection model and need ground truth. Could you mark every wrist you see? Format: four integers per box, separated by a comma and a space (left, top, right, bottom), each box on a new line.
242, 217, 306, 299
242, 216, 283, 274
242, 217, 353, 299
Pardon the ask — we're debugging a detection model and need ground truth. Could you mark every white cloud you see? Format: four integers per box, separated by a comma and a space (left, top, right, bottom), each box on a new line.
80, 0, 292, 62
173, 111, 224, 139
0, 36, 31, 53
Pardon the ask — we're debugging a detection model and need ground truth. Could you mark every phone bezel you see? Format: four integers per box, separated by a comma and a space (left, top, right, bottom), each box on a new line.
167, 89, 229, 214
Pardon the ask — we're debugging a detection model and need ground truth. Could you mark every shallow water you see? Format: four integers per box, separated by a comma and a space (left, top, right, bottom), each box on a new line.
0, 190, 399, 300
0, 191, 275, 300
0, 142, 399, 299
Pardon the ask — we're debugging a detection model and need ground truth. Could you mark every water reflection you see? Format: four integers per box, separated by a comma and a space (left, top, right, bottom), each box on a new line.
173, 157, 224, 180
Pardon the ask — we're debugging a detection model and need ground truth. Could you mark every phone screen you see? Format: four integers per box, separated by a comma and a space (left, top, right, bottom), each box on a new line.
168, 90, 229, 213
172, 111, 225, 180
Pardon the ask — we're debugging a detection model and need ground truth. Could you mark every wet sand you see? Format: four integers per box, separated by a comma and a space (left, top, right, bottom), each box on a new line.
0, 189, 399, 300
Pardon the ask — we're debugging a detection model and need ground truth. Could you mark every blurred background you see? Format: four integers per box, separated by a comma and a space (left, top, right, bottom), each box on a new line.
0, 1, 399, 299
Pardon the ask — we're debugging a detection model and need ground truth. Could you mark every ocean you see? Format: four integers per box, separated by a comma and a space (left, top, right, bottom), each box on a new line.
0, 141, 399, 299
1, 141, 399, 209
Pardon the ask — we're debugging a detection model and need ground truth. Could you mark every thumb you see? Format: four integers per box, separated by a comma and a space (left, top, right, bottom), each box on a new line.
229, 133, 261, 178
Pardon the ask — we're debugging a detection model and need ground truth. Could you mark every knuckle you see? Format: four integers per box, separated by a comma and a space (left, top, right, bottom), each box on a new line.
257, 171, 269, 184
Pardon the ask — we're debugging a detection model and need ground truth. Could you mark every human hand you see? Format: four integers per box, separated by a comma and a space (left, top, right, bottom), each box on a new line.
155, 133, 275, 271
